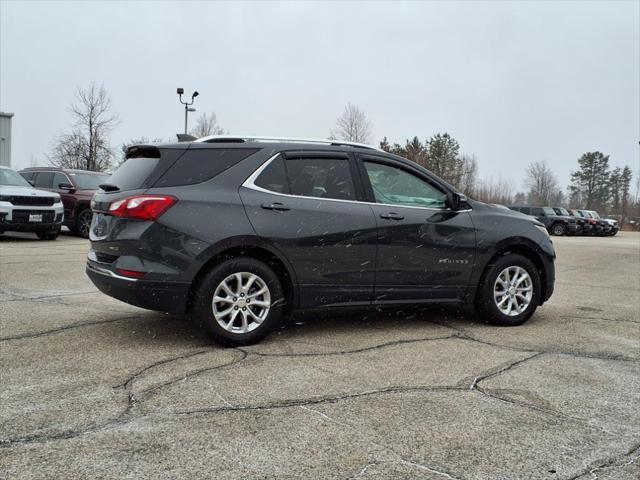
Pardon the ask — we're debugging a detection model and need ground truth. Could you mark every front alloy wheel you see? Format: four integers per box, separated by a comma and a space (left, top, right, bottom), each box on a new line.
212, 272, 271, 334
551, 223, 565, 236
493, 266, 533, 316
476, 253, 541, 326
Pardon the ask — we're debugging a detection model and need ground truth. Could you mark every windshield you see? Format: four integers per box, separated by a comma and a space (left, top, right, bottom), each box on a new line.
543, 207, 556, 216
590, 211, 601, 219
0, 168, 32, 187
556, 208, 570, 216
69, 172, 109, 190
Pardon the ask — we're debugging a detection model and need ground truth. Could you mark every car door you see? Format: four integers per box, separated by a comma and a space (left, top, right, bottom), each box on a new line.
240, 151, 378, 308
52, 172, 75, 221
357, 155, 476, 303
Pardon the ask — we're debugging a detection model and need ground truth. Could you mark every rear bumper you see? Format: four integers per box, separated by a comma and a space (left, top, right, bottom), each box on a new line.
0, 221, 62, 232
86, 261, 190, 313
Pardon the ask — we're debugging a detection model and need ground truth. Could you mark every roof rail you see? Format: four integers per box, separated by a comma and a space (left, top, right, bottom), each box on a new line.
193, 135, 382, 152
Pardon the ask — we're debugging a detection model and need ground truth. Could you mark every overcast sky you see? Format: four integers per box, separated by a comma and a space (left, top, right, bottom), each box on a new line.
1, 1, 638, 189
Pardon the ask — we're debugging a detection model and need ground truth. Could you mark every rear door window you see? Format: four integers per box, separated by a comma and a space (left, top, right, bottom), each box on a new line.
254, 157, 290, 194
34, 172, 54, 188
284, 157, 356, 201
53, 172, 69, 189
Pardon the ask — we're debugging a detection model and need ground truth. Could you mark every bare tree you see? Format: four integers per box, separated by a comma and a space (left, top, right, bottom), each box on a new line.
49, 83, 118, 172
524, 160, 559, 205
190, 112, 225, 138
458, 154, 478, 196
330, 103, 372, 144
474, 176, 515, 205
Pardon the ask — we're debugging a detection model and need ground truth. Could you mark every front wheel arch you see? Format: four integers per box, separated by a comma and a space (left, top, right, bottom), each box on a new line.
474, 243, 548, 307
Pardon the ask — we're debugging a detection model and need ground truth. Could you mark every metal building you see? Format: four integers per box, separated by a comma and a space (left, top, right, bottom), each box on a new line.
0, 112, 14, 167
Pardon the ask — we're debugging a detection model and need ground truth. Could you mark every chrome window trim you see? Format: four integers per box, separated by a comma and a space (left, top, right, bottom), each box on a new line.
241, 154, 472, 213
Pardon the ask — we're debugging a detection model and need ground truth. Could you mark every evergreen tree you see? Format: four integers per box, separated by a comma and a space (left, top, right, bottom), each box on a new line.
569, 152, 610, 210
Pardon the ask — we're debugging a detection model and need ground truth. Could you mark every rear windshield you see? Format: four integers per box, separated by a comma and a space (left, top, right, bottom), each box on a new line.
69, 172, 109, 190
106, 157, 161, 191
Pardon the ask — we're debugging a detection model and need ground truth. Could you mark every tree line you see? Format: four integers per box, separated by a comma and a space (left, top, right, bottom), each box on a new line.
47, 85, 638, 222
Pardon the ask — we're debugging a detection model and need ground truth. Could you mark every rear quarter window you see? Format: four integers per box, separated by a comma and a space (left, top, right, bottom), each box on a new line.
154, 148, 259, 188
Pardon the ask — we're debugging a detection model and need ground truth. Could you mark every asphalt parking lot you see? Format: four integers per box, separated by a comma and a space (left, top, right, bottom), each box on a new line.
1, 232, 638, 480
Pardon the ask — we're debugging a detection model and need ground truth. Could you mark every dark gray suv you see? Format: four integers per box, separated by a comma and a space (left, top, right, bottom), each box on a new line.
87, 136, 555, 346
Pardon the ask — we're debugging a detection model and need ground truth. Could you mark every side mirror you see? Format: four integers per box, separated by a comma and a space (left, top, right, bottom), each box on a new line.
448, 192, 469, 211
58, 182, 75, 191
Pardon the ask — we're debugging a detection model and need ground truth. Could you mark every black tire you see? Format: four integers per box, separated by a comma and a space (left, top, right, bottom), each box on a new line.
74, 209, 93, 238
36, 228, 60, 241
475, 253, 541, 326
192, 257, 285, 346
551, 223, 565, 236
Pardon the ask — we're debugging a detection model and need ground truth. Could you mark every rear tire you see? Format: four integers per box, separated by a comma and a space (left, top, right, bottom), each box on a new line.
192, 257, 284, 346
475, 253, 541, 326
551, 223, 565, 236
75, 209, 93, 239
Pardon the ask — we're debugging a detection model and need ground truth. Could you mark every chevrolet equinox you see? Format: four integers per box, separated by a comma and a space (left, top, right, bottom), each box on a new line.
87, 136, 555, 346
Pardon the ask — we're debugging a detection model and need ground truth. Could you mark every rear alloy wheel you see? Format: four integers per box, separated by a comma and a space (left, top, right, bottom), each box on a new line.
551, 223, 565, 236
76, 209, 93, 238
476, 253, 541, 326
193, 257, 284, 346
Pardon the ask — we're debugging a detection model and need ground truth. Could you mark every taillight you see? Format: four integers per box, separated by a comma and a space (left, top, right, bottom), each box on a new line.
108, 195, 177, 221
115, 268, 146, 279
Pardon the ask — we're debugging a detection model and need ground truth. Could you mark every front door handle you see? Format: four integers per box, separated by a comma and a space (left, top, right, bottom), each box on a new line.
261, 202, 290, 211
380, 212, 404, 220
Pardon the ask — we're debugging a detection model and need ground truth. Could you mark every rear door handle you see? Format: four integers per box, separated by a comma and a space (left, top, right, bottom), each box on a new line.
261, 202, 290, 211
380, 212, 404, 220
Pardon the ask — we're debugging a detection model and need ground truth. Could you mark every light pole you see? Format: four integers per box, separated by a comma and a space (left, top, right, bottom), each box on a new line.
177, 88, 199, 135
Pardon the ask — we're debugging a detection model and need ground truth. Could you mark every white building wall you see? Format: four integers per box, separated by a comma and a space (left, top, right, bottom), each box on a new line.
0, 112, 14, 168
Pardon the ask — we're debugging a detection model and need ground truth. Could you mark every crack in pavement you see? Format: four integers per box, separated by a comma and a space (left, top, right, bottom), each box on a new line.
112, 349, 211, 390
244, 332, 458, 357
568, 443, 640, 480
1, 348, 247, 447
0, 314, 142, 341
1, 290, 97, 303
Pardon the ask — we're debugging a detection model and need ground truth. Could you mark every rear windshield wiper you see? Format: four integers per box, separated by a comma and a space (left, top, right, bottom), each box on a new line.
99, 183, 120, 192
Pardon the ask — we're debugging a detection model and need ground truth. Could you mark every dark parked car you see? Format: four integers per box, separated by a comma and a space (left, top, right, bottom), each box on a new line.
587, 210, 618, 236
571, 209, 609, 236
20, 167, 109, 238
507, 205, 578, 236
87, 136, 555, 346
553, 207, 591, 235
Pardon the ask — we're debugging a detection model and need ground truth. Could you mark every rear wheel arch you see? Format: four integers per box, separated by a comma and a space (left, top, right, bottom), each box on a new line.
186, 243, 296, 314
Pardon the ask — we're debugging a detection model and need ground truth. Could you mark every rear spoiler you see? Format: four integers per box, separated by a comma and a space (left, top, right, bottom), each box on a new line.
176, 133, 197, 142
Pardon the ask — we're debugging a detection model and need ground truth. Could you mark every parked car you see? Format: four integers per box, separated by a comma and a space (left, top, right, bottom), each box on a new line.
0, 166, 64, 240
19, 167, 109, 238
553, 207, 590, 235
87, 136, 556, 346
507, 205, 578, 236
587, 210, 618, 236
570, 209, 608, 235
